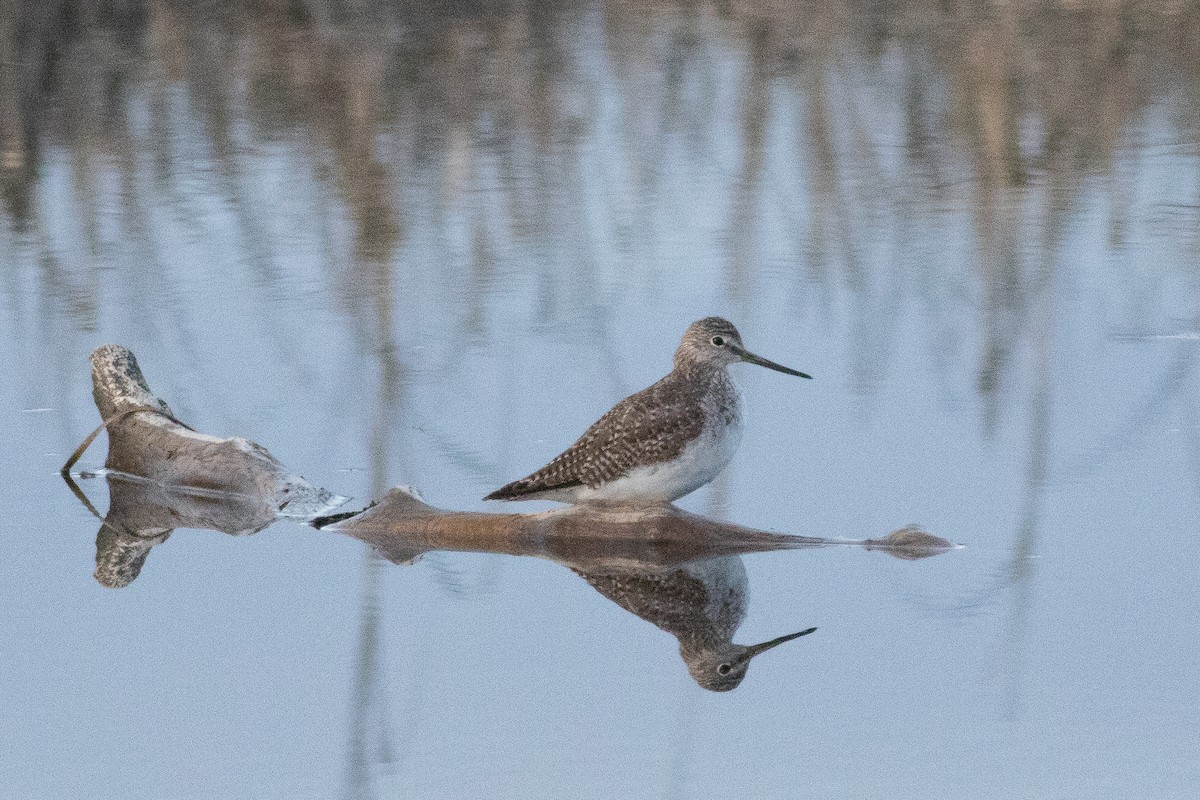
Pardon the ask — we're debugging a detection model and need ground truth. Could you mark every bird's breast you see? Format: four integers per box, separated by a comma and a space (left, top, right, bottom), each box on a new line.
702, 374, 743, 443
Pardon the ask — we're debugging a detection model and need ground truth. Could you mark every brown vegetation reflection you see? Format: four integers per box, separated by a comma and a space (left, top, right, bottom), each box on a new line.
4, 0, 1197, 461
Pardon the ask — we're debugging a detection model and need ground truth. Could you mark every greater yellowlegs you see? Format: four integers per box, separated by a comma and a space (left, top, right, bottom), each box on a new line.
484, 317, 810, 504
576, 556, 816, 691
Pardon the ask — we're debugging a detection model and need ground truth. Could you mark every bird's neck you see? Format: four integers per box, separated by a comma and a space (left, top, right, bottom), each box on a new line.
678, 627, 737, 657
669, 362, 739, 412
671, 359, 731, 385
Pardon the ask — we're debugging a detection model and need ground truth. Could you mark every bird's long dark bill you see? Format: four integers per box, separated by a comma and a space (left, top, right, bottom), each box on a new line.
747, 626, 818, 656
739, 349, 812, 379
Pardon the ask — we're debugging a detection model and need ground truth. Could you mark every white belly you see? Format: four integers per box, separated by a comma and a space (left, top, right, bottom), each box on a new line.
568, 414, 743, 504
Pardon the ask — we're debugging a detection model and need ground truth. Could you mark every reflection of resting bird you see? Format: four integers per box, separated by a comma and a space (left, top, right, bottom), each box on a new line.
485, 317, 809, 504
573, 555, 815, 692
94, 525, 171, 589
81, 473, 284, 589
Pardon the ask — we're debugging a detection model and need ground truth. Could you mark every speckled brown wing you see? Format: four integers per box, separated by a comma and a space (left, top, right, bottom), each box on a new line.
484, 373, 706, 500
573, 567, 716, 638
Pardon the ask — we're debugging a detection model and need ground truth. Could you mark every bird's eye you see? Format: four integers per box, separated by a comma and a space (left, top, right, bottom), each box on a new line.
711, 336, 725, 347
717, 663, 732, 675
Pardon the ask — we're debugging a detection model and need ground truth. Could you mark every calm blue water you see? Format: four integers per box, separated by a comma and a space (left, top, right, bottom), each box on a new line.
2, 2, 1199, 798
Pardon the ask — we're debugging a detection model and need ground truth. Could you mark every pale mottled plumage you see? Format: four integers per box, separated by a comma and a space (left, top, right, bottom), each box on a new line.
485, 317, 809, 504
485, 366, 736, 500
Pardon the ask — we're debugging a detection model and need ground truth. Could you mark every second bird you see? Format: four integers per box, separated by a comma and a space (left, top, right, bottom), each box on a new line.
484, 317, 810, 505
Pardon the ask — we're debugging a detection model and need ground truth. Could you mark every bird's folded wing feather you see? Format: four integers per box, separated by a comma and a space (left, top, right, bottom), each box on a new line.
493, 378, 705, 496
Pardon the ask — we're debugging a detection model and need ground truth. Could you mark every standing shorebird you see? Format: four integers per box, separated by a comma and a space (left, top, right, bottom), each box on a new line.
484, 317, 810, 504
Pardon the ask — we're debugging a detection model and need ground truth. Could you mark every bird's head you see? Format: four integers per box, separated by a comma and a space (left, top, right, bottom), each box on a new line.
682, 626, 817, 692
674, 317, 811, 378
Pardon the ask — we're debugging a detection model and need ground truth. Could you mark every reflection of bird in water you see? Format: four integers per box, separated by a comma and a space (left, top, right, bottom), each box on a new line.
67, 473, 282, 588
71, 469, 947, 692
485, 317, 809, 504
325, 490, 959, 692
573, 556, 814, 692
94, 525, 171, 589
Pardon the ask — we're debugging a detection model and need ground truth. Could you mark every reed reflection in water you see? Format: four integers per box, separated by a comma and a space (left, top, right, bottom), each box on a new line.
3, 0, 1197, 467
4, 1, 1200, 798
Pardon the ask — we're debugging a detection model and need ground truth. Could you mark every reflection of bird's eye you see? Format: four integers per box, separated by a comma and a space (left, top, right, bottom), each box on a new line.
717, 663, 732, 675
711, 336, 725, 347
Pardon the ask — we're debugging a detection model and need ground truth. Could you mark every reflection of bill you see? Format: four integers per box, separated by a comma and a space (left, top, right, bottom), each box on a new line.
324, 488, 955, 691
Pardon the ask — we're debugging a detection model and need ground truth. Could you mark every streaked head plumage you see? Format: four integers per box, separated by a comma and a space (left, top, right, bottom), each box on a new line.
673, 317, 811, 379
682, 626, 817, 692
674, 317, 746, 368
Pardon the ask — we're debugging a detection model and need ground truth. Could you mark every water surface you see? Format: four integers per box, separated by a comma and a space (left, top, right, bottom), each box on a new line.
2, 2, 1199, 798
